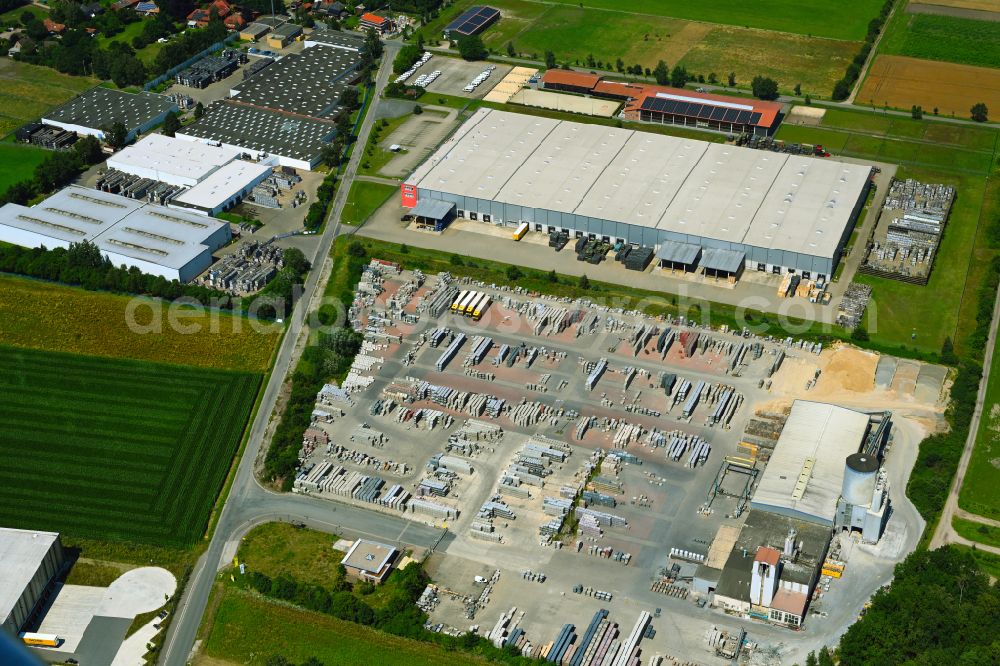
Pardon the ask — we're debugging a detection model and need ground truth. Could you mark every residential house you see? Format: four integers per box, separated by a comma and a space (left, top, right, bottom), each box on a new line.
43, 18, 66, 34
135, 1, 161, 16
359, 11, 389, 33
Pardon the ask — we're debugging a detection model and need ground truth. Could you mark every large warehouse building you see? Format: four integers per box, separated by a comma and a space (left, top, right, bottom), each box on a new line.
106, 134, 272, 215
42, 88, 177, 142
403, 109, 873, 278
1, 528, 66, 636
0, 185, 231, 281
749, 400, 891, 543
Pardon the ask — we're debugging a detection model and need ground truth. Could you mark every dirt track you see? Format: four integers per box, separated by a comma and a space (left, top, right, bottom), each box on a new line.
858, 55, 1000, 116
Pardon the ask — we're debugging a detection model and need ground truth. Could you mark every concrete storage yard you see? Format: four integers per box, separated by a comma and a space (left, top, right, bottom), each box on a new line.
291, 260, 944, 664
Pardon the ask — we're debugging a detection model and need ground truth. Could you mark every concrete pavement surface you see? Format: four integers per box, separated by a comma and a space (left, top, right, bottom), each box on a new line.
158, 40, 448, 666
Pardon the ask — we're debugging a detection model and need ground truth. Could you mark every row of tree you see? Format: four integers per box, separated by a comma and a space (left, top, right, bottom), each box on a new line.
262, 243, 368, 486
0, 136, 104, 206
0, 241, 230, 306
243, 557, 544, 664
832, 0, 894, 100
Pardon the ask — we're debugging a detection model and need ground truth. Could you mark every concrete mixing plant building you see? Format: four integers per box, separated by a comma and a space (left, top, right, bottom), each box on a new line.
749, 400, 891, 543
402, 109, 872, 279
0, 185, 231, 281
1, 528, 66, 636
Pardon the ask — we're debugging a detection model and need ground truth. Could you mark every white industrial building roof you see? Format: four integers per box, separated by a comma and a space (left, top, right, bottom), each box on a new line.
407, 108, 872, 261
0, 186, 229, 273
750, 401, 871, 524
172, 160, 271, 211
0, 528, 60, 627
107, 134, 241, 186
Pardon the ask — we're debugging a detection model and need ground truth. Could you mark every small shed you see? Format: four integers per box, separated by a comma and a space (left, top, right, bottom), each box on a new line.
657, 240, 701, 272
410, 199, 455, 232
701, 248, 745, 281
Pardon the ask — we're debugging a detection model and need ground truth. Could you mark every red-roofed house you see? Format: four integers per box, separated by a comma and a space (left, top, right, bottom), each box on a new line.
359, 11, 390, 33
540, 69, 601, 95
223, 13, 246, 30
541, 69, 782, 135
187, 0, 232, 27
43, 18, 66, 34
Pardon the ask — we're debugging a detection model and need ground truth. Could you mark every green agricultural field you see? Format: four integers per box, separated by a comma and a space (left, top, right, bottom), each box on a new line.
431, 0, 883, 41
0, 275, 281, 372
200, 587, 490, 666
341, 181, 396, 226
0, 345, 260, 546
423, 1, 860, 95
544, 0, 884, 40
0, 144, 49, 191
677, 26, 857, 96
879, 13, 1000, 69
0, 59, 96, 138
817, 108, 1000, 151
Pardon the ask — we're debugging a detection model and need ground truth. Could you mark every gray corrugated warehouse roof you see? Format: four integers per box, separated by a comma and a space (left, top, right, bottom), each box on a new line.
407, 109, 872, 264
232, 44, 360, 118
749, 400, 871, 525
175, 102, 337, 162
43, 88, 176, 134
656, 240, 701, 265
305, 29, 363, 51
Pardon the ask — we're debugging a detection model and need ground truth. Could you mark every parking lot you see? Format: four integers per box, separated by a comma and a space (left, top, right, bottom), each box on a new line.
410, 55, 512, 99
291, 261, 941, 663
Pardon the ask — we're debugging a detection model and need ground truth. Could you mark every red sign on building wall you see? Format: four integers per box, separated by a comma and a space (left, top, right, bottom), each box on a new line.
401, 183, 417, 208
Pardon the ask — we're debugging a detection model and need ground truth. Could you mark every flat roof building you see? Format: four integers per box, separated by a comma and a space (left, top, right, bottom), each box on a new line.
749, 401, 872, 525
341, 539, 399, 584
711, 510, 831, 629
403, 108, 872, 277
1, 528, 66, 636
43, 88, 177, 142
0, 185, 231, 281
106, 134, 242, 187
175, 102, 338, 170
304, 29, 363, 51
266, 22, 302, 48
171, 159, 272, 215
230, 44, 360, 118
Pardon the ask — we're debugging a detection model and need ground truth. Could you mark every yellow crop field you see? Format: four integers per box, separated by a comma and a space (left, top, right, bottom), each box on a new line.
0, 276, 281, 372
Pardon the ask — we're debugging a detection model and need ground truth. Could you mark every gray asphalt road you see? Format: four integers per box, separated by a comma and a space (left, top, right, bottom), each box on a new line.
157, 39, 450, 666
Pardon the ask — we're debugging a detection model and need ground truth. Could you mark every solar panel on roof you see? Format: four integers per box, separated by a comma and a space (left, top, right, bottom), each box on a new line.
698, 105, 715, 119
735, 110, 752, 124
709, 107, 727, 121
723, 108, 739, 122
749, 112, 762, 125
